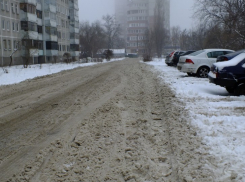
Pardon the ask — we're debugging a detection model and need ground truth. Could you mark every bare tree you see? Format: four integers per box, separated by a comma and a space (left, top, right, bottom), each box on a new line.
79, 21, 105, 58
194, 0, 245, 49
153, 0, 169, 58
21, 33, 39, 68
170, 26, 181, 49
143, 29, 155, 62
9, 42, 19, 67
102, 15, 121, 49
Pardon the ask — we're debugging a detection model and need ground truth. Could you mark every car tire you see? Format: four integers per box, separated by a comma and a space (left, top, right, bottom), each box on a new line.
197, 66, 210, 78
225, 86, 235, 94
234, 83, 245, 96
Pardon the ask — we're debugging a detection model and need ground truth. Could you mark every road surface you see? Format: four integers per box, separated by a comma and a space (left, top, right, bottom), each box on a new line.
0, 58, 215, 182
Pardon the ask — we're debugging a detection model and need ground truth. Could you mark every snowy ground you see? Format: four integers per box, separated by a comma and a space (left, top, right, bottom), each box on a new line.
147, 58, 245, 181
0, 58, 124, 86
1, 57, 245, 180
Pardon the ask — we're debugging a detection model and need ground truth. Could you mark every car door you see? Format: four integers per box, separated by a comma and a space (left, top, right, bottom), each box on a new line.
207, 51, 226, 66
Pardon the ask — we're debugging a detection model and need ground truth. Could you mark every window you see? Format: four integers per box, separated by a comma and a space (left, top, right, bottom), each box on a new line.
6, 20, 9, 30
0, 0, 4, 10
16, 22, 19, 31
20, 3, 36, 14
2, 19, 4, 29
3, 40, 6, 50
70, 44, 79, 51
11, 2, 14, 13
5, 0, 8, 11
37, 25, 42, 33
207, 51, 225, 58
12, 22, 15, 31
21, 21, 37, 31
13, 40, 16, 50
8, 40, 11, 50
45, 26, 57, 35
62, 45, 66, 51
46, 41, 58, 50
36, 10, 42, 19
15, 3, 18, 14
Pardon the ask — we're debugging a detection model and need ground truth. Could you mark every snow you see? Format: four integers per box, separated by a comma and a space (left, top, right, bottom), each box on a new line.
214, 52, 245, 70
147, 58, 245, 180
0, 58, 124, 86
1, 57, 245, 179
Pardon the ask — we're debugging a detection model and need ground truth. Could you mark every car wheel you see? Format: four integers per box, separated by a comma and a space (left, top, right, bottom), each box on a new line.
225, 86, 235, 94
234, 83, 245, 96
197, 66, 210, 78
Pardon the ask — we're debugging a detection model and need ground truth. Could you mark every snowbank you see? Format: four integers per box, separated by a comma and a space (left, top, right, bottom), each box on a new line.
147, 58, 245, 180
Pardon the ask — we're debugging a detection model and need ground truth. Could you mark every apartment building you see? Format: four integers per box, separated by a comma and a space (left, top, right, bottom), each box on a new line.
0, 0, 21, 66
0, 0, 79, 67
115, 0, 170, 55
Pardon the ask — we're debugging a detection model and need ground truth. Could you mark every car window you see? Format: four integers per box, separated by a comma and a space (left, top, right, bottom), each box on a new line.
189, 50, 204, 56
225, 51, 233, 54
207, 51, 225, 58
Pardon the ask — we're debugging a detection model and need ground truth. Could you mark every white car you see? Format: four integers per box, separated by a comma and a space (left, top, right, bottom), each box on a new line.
177, 49, 234, 78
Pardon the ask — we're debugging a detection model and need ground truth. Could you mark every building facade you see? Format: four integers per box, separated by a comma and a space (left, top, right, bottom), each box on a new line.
115, 0, 170, 55
0, 0, 79, 67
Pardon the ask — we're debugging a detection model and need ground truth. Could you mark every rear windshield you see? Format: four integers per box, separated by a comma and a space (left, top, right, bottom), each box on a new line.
189, 50, 204, 56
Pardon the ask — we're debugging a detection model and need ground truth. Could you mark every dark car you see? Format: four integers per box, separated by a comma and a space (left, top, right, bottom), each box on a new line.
165, 51, 184, 66
172, 51, 186, 66
209, 53, 245, 95
173, 50, 196, 66
216, 49, 245, 62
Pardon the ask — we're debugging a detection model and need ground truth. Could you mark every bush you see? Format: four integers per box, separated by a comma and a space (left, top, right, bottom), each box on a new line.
143, 54, 152, 62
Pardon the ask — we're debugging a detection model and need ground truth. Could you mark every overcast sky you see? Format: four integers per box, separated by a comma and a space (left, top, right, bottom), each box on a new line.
78, 0, 196, 30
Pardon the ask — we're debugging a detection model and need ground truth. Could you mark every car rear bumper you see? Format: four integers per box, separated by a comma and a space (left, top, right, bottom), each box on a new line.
177, 63, 196, 73
208, 72, 237, 87
165, 58, 173, 64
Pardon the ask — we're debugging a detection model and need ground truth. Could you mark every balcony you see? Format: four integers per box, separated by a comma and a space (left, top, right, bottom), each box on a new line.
70, 39, 79, 44
19, 0, 37, 5
46, 50, 58, 56
20, 12, 37, 22
44, 19, 57, 27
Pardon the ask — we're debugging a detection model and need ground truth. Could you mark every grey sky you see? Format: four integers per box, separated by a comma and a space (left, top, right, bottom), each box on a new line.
78, 0, 195, 30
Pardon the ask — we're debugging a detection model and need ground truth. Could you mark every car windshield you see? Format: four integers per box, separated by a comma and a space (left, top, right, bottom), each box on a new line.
189, 50, 204, 56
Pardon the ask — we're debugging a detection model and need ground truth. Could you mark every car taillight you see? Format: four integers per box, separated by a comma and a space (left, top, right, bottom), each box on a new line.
185, 59, 194, 64
170, 51, 175, 57
212, 67, 219, 77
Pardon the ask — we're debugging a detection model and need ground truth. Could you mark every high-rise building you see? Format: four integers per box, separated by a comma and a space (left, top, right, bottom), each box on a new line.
0, 0, 21, 66
0, 0, 79, 67
115, 0, 170, 55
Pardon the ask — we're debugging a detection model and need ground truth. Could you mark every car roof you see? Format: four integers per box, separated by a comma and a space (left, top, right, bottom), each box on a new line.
203, 49, 234, 52
219, 49, 245, 58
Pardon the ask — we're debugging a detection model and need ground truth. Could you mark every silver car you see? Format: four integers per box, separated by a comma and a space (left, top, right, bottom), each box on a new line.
177, 49, 234, 78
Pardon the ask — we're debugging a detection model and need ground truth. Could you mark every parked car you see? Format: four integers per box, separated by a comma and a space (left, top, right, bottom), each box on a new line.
208, 53, 245, 95
177, 49, 234, 78
174, 50, 196, 65
165, 51, 185, 66
216, 49, 245, 62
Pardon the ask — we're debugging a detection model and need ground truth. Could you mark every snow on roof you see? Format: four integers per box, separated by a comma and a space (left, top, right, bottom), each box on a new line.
214, 52, 245, 70
97, 49, 125, 54
112, 49, 125, 54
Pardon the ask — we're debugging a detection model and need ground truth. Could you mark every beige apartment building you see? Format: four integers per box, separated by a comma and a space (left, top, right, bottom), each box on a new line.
115, 0, 170, 55
0, 0, 79, 67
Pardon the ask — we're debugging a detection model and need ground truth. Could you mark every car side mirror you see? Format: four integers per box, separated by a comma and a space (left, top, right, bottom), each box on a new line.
243, 63, 245, 68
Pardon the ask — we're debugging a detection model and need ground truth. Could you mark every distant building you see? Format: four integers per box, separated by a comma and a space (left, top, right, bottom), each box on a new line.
0, 0, 79, 67
115, 0, 170, 55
